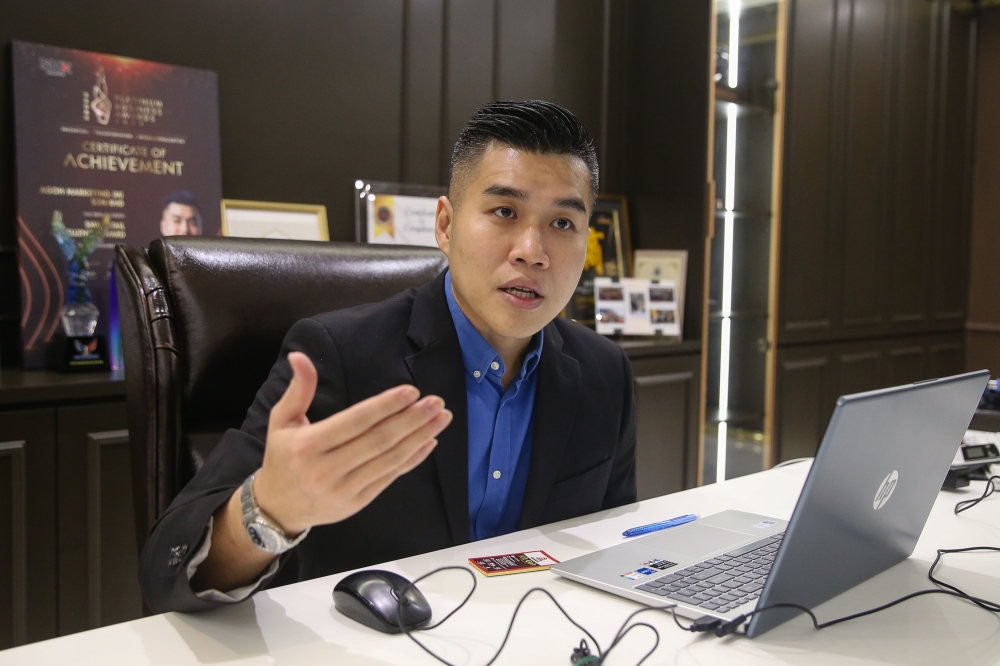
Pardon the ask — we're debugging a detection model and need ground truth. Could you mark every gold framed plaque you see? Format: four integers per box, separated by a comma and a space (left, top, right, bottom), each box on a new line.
221, 199, 329, 241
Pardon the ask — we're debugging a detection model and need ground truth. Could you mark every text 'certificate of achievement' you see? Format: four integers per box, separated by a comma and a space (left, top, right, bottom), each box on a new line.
594, 277, 680, 337
366, 194, 439, 247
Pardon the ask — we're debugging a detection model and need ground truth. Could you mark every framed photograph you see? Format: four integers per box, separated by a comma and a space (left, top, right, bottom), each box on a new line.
563, 194, 633, 327
633, 249, 688, 337
221, 200, 329, 241
355, 180, 446, 248
594, 277, 679, 337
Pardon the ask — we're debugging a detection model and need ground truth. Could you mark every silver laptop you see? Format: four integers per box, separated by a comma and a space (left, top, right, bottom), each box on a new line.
552, 370, 989, 637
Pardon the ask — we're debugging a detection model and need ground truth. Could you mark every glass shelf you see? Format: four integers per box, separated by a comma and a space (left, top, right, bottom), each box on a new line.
704, 0, 783, 484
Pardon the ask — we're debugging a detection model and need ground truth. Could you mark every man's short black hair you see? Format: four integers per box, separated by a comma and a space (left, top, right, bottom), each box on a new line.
162, 190, 202, 214
449, 100, 599, 205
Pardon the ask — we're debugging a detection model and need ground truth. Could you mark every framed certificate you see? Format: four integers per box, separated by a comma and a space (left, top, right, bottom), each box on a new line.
221, 200, 329, 241
355, 180, 446, 248
633, 249, 688, 337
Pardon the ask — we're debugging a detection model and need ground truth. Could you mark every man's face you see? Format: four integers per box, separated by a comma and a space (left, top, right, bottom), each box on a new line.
436, 144, 591, 350
160, 203, 201, 236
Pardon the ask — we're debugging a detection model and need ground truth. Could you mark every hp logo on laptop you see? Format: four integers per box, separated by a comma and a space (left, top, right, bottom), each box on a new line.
873, 470, 899, 510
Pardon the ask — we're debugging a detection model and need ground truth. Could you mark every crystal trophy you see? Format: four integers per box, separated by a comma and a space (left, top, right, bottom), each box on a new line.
50, 211, 110, 371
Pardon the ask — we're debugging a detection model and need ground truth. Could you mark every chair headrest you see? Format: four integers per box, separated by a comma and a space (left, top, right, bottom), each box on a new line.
147, 236, 448, 431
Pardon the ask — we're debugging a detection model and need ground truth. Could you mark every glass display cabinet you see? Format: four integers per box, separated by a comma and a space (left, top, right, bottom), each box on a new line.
702, 0, 787, 483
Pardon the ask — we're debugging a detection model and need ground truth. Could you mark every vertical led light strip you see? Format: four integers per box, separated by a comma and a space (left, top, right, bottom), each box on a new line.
717, 107, 736, 484
728, 0, 741, 89
718, 0, 740, 484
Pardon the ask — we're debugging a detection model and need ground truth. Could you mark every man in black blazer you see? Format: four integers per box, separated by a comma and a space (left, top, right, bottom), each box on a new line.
140, 101, 637, 613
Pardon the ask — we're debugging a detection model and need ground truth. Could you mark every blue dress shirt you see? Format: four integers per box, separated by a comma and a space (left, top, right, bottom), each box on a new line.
444, 271, 544, 541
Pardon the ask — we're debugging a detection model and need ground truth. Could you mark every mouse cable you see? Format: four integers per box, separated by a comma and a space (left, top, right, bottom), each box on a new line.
666, 546, 1000, 638
955, 475, 999, 514
395, 566, 663, 666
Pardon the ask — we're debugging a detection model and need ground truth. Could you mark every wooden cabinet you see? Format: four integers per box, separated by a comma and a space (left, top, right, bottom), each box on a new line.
773, 333, 964, 461
625, 343, 702, 499
778, 0, 973, 346
56, 403, 140, 634
0, 409, 56, 648
0, 372, 139, 648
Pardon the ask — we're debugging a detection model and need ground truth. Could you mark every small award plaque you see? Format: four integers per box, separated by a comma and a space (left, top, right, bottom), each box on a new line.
49, 211, 110, 372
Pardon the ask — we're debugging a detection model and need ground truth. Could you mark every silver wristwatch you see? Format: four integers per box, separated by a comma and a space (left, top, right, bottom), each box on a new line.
240, 471, 310, 554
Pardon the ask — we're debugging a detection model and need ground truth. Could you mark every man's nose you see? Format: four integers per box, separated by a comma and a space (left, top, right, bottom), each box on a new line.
510, 224, 548, 268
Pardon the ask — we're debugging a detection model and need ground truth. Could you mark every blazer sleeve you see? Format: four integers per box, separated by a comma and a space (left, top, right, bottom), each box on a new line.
602, 347, 638, 510
138, 317, 348, 613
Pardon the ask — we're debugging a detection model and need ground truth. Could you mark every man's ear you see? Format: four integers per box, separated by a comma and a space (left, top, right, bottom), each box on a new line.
435, 196, 454, 256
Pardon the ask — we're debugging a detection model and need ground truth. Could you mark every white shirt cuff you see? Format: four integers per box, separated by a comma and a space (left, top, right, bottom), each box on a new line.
187, 516, 281, 603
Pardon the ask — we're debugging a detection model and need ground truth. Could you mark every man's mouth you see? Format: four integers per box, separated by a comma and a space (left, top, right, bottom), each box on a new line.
500, 286, 542, 299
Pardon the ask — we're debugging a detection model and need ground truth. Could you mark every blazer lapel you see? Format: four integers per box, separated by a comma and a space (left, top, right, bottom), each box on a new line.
519, 322, 581, 529
404, 272, 470, 545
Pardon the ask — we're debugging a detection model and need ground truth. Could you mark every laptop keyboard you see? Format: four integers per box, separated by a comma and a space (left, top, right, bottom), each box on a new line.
634, 532, 784, 613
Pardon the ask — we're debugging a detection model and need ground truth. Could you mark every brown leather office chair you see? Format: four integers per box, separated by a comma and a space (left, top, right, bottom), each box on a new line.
114, 237, 449, 556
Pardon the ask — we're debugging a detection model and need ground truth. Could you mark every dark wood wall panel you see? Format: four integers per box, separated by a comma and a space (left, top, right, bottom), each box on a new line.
840, 0, 890, 330
836, 351, 881, 397
496, 0, 555, 100
622, 0, 712, 341
87, 430, 141, 629
774, 333, 965, 461
889, 0, 934, 327
440, 0, 496, 182
0, 440, 27, 648
931, 6, 972, 325
56, 402, 129, 635
930, 340, 963, 377
965, 8, 1000, 376
553, 0, 605, 157
631, 352, 702, 498
779, 0, 837, 335
775, 357, 829, 462
778, 0, 973, 348
402, 0, 445, 185
0, 409, 57, 647
888, 345, 926, 385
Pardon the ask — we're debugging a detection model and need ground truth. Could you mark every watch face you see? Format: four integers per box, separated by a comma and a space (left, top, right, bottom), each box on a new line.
247, 524, 268, 549
246, 521, 280, 553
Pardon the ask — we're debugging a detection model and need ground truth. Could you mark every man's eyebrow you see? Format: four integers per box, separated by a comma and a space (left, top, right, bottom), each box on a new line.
482, 184, 528, 200
554, 197, 588, 214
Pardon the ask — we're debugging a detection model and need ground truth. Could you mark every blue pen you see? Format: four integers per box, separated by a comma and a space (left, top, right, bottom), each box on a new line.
622, 513, 698, 538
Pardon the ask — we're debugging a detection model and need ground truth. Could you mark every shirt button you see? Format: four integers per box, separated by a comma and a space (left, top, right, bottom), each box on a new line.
473, 370, 481, 378
492, 470, 502, 480
490, 361, 500, 371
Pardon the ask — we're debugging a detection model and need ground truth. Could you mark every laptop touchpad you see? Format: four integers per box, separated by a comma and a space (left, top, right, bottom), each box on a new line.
646, 523, 750, 558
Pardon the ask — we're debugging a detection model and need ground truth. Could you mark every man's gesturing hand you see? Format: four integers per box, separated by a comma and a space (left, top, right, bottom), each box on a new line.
253, 351, 452, 536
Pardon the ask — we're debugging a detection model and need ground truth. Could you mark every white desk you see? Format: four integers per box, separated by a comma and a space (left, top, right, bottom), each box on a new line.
4, 462, 1000, 665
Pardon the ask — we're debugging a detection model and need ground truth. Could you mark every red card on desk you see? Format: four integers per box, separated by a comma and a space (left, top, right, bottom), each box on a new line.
469, 551, 560, 576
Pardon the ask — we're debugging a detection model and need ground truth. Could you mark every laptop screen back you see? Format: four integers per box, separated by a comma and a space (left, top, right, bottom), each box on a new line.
746, 370, 989, 637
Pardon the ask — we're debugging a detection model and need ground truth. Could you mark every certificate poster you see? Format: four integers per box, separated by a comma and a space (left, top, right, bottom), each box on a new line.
594, 277, 680, 337
12, 41, 222, 368
366, 194, 439, 247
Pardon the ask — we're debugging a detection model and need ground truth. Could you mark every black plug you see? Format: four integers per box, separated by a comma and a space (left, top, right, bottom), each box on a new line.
714, 615, 747, 637
688, 616, 723, 633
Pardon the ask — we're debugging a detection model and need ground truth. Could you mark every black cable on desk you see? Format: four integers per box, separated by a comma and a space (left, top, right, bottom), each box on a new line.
684, 547, 1000, 637
955, 475, 999, 514
392, 490, 1000, 660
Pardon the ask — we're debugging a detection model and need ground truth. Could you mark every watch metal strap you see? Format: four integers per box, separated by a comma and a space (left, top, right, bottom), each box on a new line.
240, 471, 310, 554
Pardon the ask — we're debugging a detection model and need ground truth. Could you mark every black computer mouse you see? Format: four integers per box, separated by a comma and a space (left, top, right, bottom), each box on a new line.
333, 569, 432, 634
